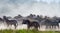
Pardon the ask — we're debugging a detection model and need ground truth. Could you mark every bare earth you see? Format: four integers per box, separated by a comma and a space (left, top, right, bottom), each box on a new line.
0, 22, 60, 31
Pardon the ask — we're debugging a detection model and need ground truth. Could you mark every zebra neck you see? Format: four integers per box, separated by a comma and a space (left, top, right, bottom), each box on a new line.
4, 18, 9, 22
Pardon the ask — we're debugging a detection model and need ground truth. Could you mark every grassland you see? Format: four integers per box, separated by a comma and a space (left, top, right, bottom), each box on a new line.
0, 29, 60, 33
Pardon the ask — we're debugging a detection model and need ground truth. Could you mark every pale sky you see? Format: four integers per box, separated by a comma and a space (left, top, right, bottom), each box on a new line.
0, 0, 60, 17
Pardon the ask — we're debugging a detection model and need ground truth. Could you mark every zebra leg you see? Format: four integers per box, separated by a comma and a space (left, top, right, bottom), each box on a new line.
48, 26, 51, 29
35, 27, 38, 31
54, 26, 56, 29
14, 23, 18, 29
38, 25, 40, 29
58, 25, 59, 29
27, 25, 31, 30
7, 24, 9, 27
14, 24, 17, 29
51, 25, 53, 29
46, 25, 48, 29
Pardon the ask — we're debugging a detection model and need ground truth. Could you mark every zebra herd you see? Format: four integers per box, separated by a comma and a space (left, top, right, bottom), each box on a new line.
0, 15, 60, 30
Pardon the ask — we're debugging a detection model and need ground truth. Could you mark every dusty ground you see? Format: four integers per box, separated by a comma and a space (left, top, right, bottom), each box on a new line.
0, 22, 60, 31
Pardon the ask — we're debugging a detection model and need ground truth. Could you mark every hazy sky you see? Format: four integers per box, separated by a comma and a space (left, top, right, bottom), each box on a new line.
0, 0, 60, 17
